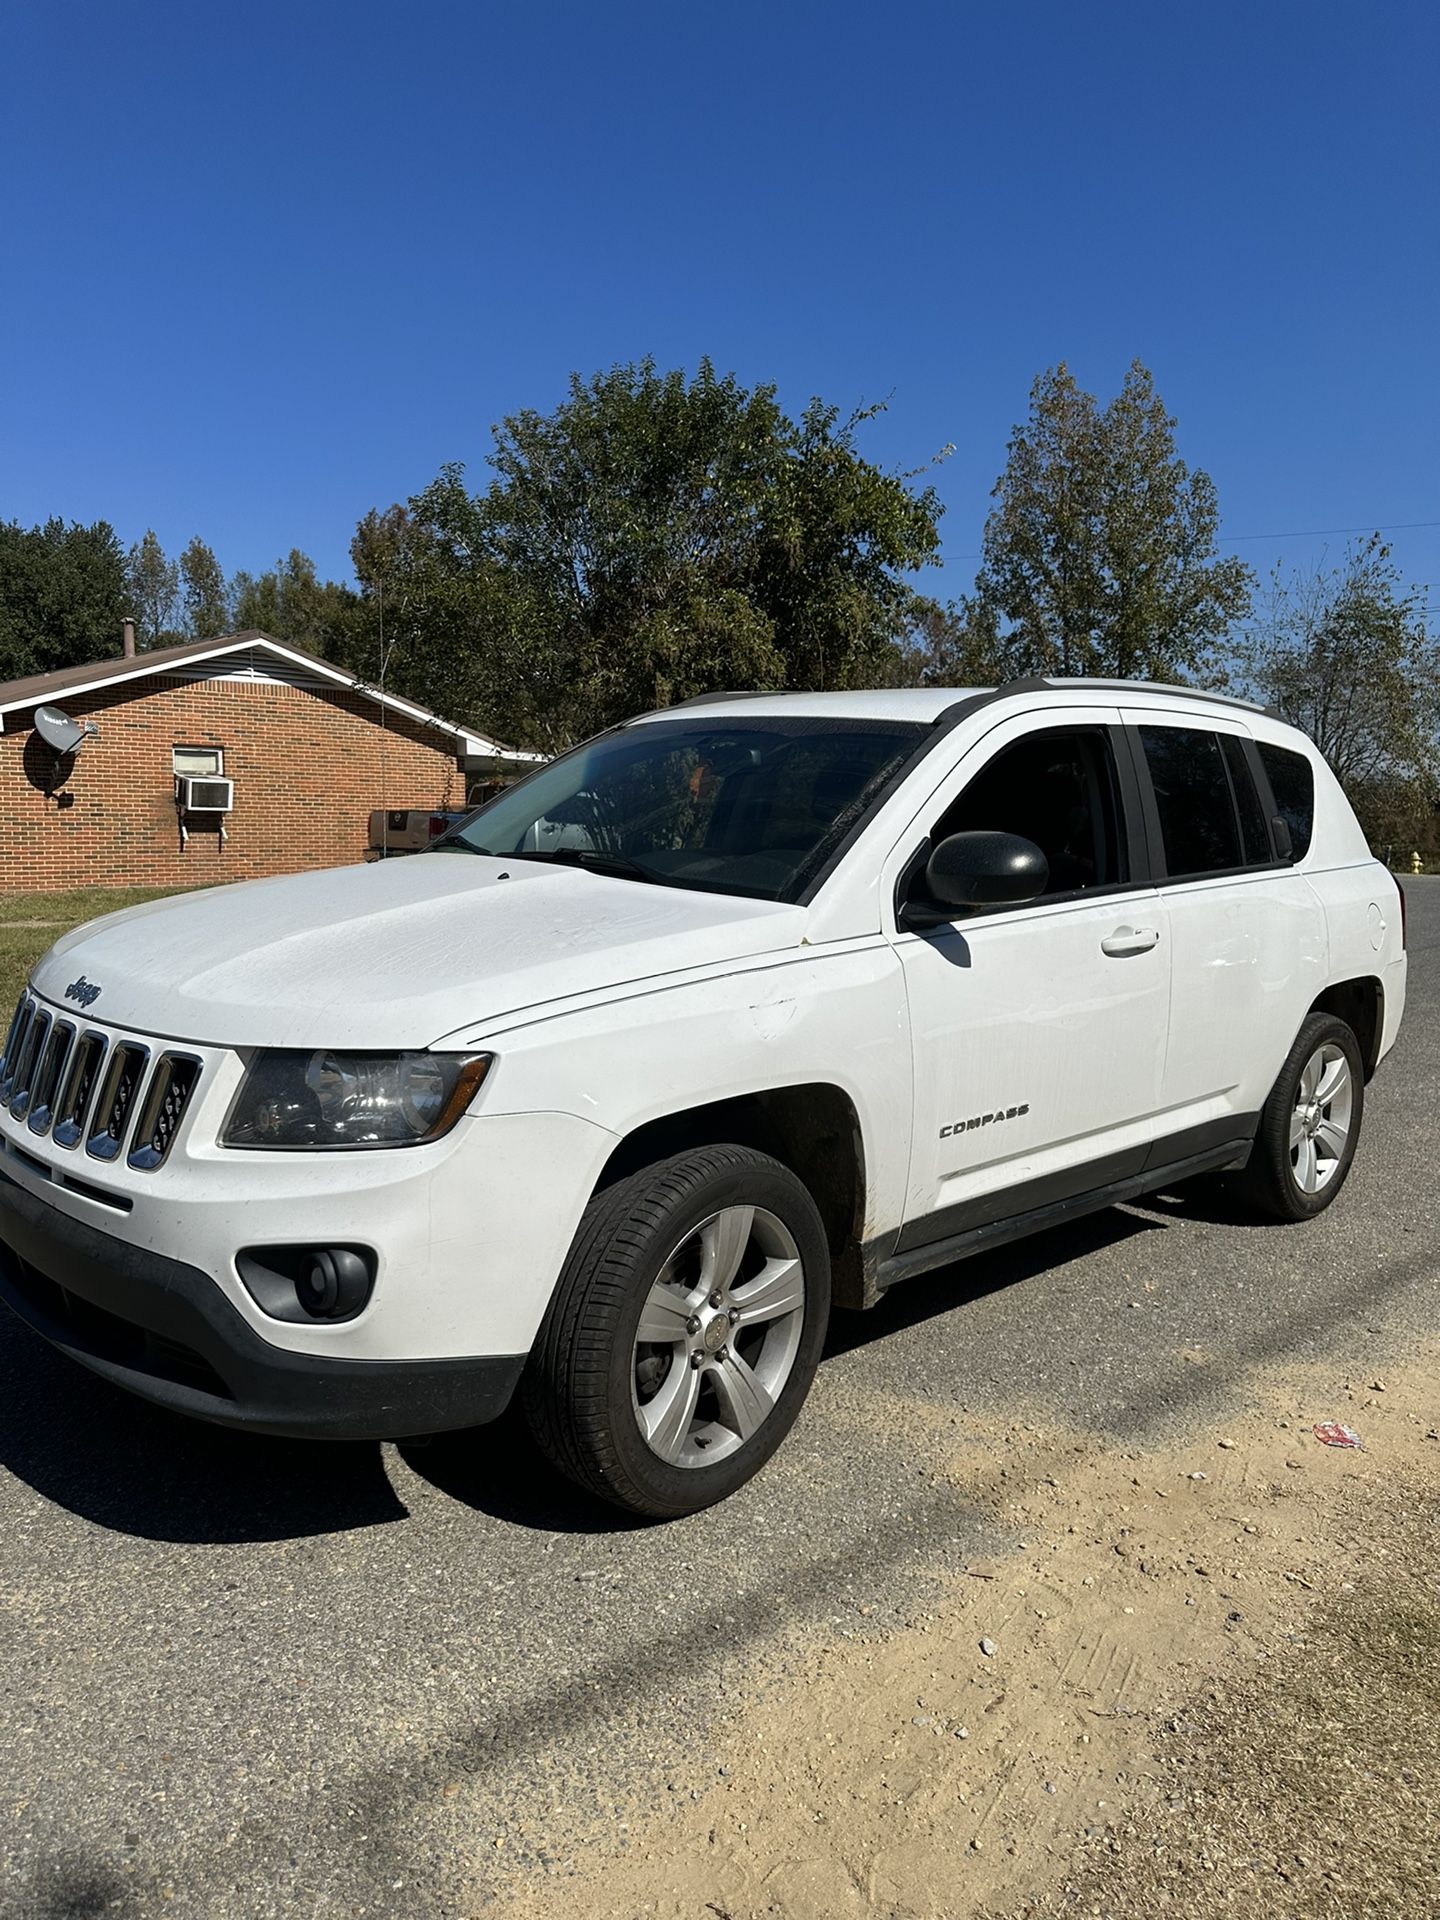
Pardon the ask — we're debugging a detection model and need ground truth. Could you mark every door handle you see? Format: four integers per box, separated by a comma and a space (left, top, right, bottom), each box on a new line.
1101, 925, 1160, 957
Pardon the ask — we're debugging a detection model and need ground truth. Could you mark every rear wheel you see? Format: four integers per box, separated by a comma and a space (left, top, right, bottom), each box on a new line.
522, 1145, 832, 1518
1236, 1012, 1364, 1222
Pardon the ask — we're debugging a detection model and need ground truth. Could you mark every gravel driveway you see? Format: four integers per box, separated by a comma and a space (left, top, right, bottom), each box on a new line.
2, 881, 1435, 1920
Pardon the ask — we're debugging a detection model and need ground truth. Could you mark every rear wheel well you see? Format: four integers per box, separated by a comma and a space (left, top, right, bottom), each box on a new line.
595, 1086, 868, 1308
1309, 976, 1382, 1078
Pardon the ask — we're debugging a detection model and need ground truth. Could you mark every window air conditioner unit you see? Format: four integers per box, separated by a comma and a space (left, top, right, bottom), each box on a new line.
176, 775, 234, 812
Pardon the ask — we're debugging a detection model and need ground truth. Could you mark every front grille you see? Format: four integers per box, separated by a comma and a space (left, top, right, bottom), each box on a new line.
7, 1008, 51, 1121
27, 1020, 75, 1134
2, 993, 207, 1173
52, 1031, 106, 1149
0, 994, 29, 1092
86, 1043, 150, 1162
128, 1055, 203, 1171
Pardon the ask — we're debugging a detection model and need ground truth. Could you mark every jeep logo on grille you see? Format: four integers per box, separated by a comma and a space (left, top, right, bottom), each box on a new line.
64, 976, 102, 1008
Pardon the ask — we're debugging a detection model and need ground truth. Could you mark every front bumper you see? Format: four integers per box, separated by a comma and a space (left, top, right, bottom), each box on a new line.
0, 1166, 525, 1439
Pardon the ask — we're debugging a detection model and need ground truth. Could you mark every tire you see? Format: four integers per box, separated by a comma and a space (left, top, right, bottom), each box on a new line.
1234, 1012, 1365, 1222
521, 1144, 832, 1519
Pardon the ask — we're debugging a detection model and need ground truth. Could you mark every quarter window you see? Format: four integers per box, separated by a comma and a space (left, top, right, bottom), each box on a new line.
1257, 742, 1315, 862
1139, 726, 1243, 878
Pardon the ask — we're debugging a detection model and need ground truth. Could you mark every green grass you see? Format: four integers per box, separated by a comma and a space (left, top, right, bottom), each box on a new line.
0, 886, 201, 1005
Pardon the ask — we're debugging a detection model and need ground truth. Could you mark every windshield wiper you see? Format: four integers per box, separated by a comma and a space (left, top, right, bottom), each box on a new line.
524, 847, 667, 885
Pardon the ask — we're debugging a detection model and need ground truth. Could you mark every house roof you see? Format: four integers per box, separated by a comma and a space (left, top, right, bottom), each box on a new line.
0, 630, 538, 761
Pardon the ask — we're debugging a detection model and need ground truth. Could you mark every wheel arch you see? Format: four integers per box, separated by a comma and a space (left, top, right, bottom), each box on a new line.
1309, 975, 1384, 1080
594, 1083, 870, 1309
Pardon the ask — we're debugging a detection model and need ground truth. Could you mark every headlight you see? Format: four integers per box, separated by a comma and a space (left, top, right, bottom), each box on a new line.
221, 1050, 493, 1150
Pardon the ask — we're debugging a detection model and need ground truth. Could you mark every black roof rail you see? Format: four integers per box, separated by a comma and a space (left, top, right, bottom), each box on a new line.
1012, 675, 1274, 716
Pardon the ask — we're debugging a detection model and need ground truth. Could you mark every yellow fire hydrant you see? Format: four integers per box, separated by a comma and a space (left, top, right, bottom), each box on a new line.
1412, 851, 1425, 875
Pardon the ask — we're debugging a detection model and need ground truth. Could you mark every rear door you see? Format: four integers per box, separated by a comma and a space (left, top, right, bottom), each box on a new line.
885, 707, 1171, 1251
1121, 709, 1327, 1140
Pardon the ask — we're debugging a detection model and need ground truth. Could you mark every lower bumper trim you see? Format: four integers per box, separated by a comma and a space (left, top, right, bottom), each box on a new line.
0, 1167, 525, 1440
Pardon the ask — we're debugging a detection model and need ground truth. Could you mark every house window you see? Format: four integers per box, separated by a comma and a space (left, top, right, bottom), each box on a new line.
173, 745, 224, 779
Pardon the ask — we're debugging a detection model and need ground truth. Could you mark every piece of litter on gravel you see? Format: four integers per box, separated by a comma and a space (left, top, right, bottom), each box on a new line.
1187, 1471, 1207, 1481
955, 1727, 970, 1739
1217, 1438, 1236, 1449
1313, 1421, 1363, 1449
979, 1638, 997, 1657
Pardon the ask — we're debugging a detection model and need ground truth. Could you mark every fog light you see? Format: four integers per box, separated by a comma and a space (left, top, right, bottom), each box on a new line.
236, 1244, 376, 1324
296, 1248, 371, 1320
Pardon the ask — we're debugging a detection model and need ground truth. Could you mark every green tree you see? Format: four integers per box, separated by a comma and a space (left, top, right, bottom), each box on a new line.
0, 517, 127, 679
1240, 537, 1439, 856
126, 529, 182, 649
356, 360, 943, 751
231, 550, 360, 657
180, 536, 231, 638
907, 594, 1007, 687
973, 361, 1252, 681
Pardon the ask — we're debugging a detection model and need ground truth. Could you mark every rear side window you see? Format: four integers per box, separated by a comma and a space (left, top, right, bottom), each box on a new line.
1139, 726, 1243, 878
1257, 742, 1316, 861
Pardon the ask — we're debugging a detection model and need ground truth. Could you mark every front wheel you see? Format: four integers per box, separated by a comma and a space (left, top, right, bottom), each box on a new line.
1235, 1012, 1365, 1222
522, 1145, 832, 1518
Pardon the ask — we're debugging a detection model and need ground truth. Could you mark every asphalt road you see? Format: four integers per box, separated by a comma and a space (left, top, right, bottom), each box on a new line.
2, 882, 1436, 1920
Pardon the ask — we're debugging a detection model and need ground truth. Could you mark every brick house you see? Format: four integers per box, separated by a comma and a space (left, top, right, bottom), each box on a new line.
0, 630, 532, 892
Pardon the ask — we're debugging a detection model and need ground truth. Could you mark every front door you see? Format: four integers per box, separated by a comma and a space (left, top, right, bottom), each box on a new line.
886, 708, 1171, 1250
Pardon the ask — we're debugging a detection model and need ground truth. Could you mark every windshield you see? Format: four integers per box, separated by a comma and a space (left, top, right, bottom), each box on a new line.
434, 716, 930, 902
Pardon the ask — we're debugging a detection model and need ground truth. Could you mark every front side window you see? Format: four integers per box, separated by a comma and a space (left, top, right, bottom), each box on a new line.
1139, 726, 1244, 878
922, 727, 1127, 901
1256, 741, 1316, 861
435, 717, 928, 903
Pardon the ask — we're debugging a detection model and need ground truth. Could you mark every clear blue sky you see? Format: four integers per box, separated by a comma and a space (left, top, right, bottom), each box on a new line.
4, 0, 1437, 607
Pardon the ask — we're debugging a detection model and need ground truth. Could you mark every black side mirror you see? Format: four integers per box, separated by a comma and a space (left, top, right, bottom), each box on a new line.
903, 830, 1050, 928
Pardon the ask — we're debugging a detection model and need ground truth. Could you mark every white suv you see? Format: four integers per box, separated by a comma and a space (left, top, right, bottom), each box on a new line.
0, 680, 1407, 1515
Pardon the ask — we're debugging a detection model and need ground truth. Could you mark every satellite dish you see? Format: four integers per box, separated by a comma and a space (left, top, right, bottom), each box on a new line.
34, 706, 96, 756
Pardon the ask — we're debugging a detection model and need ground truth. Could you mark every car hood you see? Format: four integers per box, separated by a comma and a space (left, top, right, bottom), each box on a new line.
29, 856, 807, 1049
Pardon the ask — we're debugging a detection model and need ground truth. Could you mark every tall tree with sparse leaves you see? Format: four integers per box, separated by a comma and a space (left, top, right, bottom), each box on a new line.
126, 529, 181, 649
973, 361, 1252, 681
180, 536, 231, 638
1240, 537, 1439, 856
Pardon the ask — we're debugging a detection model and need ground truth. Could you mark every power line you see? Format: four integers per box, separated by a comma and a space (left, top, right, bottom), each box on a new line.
1217, 518, 1440, 545
948, 517, 1440, 564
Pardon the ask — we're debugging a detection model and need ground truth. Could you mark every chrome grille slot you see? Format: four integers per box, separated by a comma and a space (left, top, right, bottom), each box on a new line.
52, 1032, 108, 1149
85, 1043, 150, 1162
27, 1020, 75, 1136
8, 1008, 51, 1121
128, 1054, 203, 1171
0, 993, 28, 1087
1, 998, 36, 1107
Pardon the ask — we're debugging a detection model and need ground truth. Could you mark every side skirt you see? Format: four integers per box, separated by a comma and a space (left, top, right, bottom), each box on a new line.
871, 1124, 1258, 1296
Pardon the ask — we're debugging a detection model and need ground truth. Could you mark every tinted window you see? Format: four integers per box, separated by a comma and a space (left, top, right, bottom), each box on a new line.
1140, 726, 1242, 878
1220, 736, 1272, 866
1257, 742, 1315, 861
436, 716, 927, 903
928, 729, 1126, 899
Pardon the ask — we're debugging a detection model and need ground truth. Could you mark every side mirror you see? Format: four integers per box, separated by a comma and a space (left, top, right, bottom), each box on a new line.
903, 830, 1049, 928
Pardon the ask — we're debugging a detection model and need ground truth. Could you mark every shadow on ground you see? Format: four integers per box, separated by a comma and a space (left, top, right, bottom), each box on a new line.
0, 1317, 406, 1544
0, 1200, 1188, 1544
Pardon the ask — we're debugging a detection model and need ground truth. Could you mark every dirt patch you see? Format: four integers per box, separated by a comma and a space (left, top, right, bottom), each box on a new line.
482, 1348, 1440, 1919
